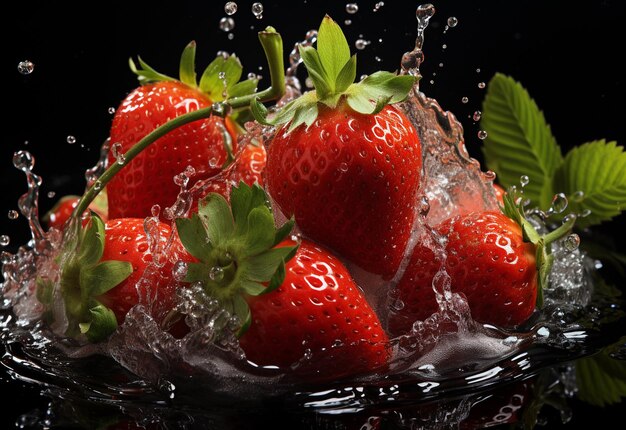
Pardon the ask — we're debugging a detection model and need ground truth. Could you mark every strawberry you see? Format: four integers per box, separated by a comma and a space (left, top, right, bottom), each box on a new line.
40, 215, 193, 342
43, 191, 108, 230
252, 16, 420, 279
389, 192, 575, 334
176, 183, 389, 379
493, 183, 505, 205
107, 42, 259, 219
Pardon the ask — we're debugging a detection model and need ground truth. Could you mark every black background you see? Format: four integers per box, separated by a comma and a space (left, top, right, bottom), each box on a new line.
2, 0, 625, 428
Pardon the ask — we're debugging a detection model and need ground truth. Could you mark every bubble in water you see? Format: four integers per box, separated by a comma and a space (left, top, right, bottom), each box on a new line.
209, 266, 225, 281
47, 191, 56, 198
447, 16, 458, 27
461, 96, 468, 104
7, 210, 19, 220
108, 107, 116, 114
550, 193, 568, 214
17, 60, 34, 75
219, 17, 235, 32
373, 1, 384, 12
520, 175, 530, 187
563, 234, 580, 251
13, 150, 34, 172
472, 110, 482, 121
477, 130, 488, 140
224, 1, 237, 15
572, 190, 584, 202
251, 2, 263, 18
355, 39, 370, 50
346, 3, 359, 14
0, 235, 9, 247
478, 81, 486, 89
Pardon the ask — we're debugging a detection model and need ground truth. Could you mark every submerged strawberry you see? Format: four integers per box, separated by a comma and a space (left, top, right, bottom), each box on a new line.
176, 183, 389, 379
38, 215, 193, 342
253, 16, 420, 280
389, 193, 575, 334
107, 42, 258, 219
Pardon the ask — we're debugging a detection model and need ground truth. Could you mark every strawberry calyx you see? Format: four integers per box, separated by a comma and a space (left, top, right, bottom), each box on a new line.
55, 214, 132, 342
501, 191, 576, 307
175, 182, 297, 334
129, 41, 259, 103
251, 15, 417, 132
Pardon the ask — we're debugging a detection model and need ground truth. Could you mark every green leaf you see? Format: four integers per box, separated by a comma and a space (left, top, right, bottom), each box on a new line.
553, 140, 626, 228
576, 342, 626, 407
129, 57, 175, 85
199, 55, 243, 102
80, 261, 133, 297
228, 78, 258, 98
481, 73, 563, 208
335, 54, 357, 93
83, 303, 118, 343
176, 215, 212, 260
198, 193, 235, 244
78, 215, 105, 266
345, 72, 416, 114
179, 41, 197, 87
317, 15, 351, 84
300, 46, 332, 98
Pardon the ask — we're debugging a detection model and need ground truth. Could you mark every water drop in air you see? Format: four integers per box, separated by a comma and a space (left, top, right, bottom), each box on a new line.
228, 33, 234, 40
251, 2, 263, 19
219, 17, 235, 32
473, 110, 482, 121
355, 39, 370, 50
461, 97, 468, 104
478, 81, 486, 89
8, 210, 19, 220
447, 16, 458, 27
551, 193, 568, 214
476, 68, 481, 73
346, 3, 359, 14
344, 19, 352, 25
47, 191, 56, 199
519, 175, 530, 187
108, 107, 116, 114
477, 130, 488, 140
572, 190, 584, 202
373, 2, 384, 12
17, 60, 34, 75
66, 135, 76, 144
224, 1, 237, 15
13, 150, 34, 172
442, 44, 447, 50
0, 235, 10, 247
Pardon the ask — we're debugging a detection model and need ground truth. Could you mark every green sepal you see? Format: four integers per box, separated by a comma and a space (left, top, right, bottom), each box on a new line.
77, 213, 105, 266
80, 260, 133, 297
177, 183, 298, 334
129, 57, 176, 85
81, 303, 118, 343
179, 40, 197, 87
36, 277, 54, 306
252, 15, 417, 132
199, 55, 243, 102
228, 78, 259, 99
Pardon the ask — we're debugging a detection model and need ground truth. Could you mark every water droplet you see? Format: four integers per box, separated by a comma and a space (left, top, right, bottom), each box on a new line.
447, 16, 458, 27
209, 157, 219, 168
476, 68, 481, 73
373, 1, 384, 12
472, 110, 482, 121
17, 60, 34, 75
346, 3, 359, 14
217, 50, 230, 59
228, 33, 235, 40
7, 210, 19, 220
108, 107, 116, 114
355, 39, 370, 50
339, 162, 349, 172
442, 44, 447, 50
375, 56, 382, 62
520, 175, 530, 187
344, 19, 352, 25
47, 191, 56, 198
360, 74, 368, 81
0, 235, 10, 246
477, 130, 488, 140
251, 2, 263, 18
563, 213, 577, 225
209, 266, 225, 281
219, 17, 235, 32
211, 102, 231, 117
461, 96, 468, 104
172, 260, 188, 281
478, 81, 486, 89
550, 193, 568, 214
305, 77, 314, 89
572, 190, 584, 202
94, 180, 103, 191
111, 143, 126, 165
416, 3, 436, 20
579, 208, 591, 218
224, 1, 238, 15
218, 71, 226, 80
563, 234, 580, 251
12, 150, 34, 172
66, 135, 76, 144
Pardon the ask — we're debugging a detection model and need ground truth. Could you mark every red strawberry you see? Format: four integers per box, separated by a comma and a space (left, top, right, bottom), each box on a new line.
46, 215, 193, 342
389, 193, 575, 334
493, 183, 505, 205
176, 183, 389, 380
107, 42, 259, 219
253, 16, 420, 279
43, 192, 108, 230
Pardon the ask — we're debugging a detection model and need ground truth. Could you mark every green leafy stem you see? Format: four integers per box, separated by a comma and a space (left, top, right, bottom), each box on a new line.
72, 27, 286, 219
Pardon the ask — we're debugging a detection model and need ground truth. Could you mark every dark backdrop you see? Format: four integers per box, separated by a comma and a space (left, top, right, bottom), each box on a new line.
2, 1, 625, 428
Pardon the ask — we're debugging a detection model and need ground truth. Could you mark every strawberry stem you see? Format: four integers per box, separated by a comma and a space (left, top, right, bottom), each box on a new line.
72, 28, 285, 219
